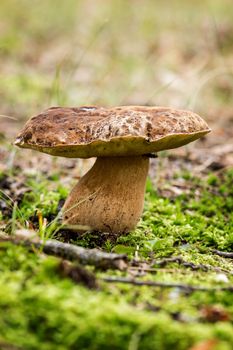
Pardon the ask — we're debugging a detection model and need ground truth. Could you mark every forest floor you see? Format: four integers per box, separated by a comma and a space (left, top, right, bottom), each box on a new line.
0, 1, 233, 349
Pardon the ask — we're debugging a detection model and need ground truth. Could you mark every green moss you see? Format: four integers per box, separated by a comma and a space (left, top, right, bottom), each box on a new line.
1, 169, 233, 349
0, 245, 233, 350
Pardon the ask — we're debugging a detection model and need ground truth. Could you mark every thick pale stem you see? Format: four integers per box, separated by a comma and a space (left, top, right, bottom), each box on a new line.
63, 156, 149, 234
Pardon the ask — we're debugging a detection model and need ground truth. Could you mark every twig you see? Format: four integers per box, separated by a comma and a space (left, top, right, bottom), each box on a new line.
181, 261, 231, 274
152, 256, 183, 267
133, 256, 231, 274
102, 276, 233, 292
0, 234, 128, 270
212, 249, 233, 259
129, 264, 231, 275
131, 256, 183, 267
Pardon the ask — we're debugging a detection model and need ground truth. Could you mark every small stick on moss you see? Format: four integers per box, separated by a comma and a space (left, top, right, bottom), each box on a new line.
133, 256, 231, 275
212, 249, 233, 259
159, 257, 231, 274
102, 276, 233, 292
129, 264, 231, 275
131, 256, 183, 267
153, 256, 183, 267
0, 233, 128, 270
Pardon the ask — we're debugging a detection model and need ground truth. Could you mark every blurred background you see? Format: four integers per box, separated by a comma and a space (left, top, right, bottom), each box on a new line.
1, 0, 233, 170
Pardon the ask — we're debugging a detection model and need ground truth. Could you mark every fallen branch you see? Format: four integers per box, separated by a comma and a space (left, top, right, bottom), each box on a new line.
212, 249, 233, 259
0, 233, 128, 270
102, 276, 233, 292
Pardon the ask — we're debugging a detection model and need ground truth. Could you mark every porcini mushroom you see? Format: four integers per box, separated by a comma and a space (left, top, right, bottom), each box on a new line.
15, 106, 210, 234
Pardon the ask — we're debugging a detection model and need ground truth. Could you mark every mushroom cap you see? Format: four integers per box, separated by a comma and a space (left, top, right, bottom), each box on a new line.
15, 106, 211, 158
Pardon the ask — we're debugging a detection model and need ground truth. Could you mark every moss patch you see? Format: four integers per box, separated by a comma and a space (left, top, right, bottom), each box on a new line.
0, 168, 233, 349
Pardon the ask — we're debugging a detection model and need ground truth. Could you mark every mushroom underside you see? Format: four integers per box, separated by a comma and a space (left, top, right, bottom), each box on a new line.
63, 156, 149, 234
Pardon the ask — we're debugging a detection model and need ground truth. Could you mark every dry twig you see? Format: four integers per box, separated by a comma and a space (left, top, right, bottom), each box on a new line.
0, 233, 128, 270
102, 276, 233, 292
212, 249, 233, 259
132, 256, 231, 274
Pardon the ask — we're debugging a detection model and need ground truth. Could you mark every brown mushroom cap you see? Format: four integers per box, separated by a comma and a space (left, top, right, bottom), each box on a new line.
15, 106, 210, 158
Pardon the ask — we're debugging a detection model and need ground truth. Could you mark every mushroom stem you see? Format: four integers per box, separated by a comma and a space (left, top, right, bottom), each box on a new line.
63, 156, 149, 234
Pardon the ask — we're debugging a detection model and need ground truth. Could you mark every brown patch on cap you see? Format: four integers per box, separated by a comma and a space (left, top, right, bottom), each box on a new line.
14, 105, 211, 158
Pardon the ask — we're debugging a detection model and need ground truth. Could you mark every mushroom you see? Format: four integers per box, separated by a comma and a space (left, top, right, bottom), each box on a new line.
14, 106, 210, 234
